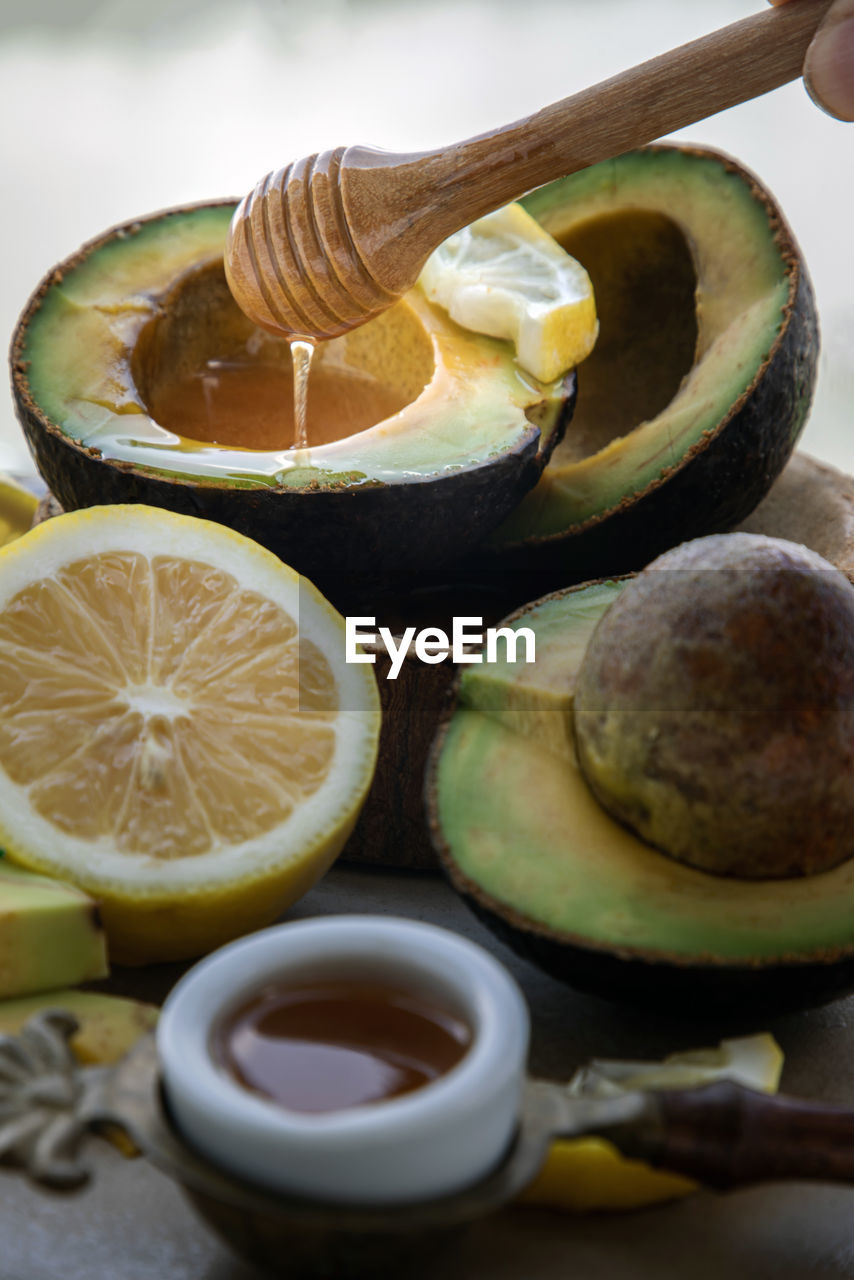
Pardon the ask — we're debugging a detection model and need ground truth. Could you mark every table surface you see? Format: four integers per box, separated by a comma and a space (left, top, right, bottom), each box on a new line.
5, 863, 854, 1280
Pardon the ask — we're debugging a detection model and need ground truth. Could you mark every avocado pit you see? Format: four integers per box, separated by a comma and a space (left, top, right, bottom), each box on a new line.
573, 534, 854, 879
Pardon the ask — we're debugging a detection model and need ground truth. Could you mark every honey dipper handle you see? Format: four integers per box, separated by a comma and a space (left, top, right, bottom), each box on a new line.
345, 0, 833, 293
633, 1082, 854, 1189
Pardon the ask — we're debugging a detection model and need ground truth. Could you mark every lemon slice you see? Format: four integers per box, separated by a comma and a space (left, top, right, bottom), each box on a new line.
0, 506, 380, 964
419, 202, 598, 383
521, 1034, 783, 1212
564, 1034, 783, 1098
0, 474, 37, 547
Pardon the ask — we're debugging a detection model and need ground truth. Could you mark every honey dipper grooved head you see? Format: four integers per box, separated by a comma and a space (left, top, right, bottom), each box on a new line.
225, 150, 401, 341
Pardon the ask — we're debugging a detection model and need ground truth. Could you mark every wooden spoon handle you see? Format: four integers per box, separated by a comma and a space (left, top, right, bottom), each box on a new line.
636, 1081, 854, 1189
349, 0, 834, 292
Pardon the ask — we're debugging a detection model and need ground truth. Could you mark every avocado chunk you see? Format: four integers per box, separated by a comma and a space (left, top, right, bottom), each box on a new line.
429, 575, 854, 1011
0, 860, 108, 998
482, 146, 819, 585
11, 203, 573, 592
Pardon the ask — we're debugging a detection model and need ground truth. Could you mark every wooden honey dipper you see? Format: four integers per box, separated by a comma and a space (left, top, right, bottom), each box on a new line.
226, 0, 832, 342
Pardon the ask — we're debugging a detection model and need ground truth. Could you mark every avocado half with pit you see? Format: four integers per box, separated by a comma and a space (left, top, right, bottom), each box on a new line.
479, 145, 819, 584
10, 202, 573, 592
427, 580, 854, 1012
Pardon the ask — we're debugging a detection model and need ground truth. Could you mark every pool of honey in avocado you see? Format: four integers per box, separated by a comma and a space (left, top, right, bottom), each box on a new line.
121, 257, 439, 481
148, 351, 408, 453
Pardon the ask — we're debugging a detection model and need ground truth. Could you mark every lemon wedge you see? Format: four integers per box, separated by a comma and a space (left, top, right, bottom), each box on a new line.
0, 506, 380, 964
521, 1034, 783, 1212
0, 474, 37, 548
419, 202, 598, 382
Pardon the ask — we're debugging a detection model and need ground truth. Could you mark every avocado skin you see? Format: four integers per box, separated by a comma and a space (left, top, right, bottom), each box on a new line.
429, 747, 854, 1016
12, 386, 571, 600
457, 888, 854, 1016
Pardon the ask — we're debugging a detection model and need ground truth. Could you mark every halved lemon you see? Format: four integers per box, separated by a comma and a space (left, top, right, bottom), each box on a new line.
0, 506, 380, 964
0, 474, 38, 547
418, 202, 599, 383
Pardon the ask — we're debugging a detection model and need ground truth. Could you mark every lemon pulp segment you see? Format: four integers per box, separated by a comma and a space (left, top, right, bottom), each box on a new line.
0, 552, 334, 854
419, 202, 598, 382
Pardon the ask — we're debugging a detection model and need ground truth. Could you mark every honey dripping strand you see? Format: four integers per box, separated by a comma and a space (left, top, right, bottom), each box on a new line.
290, 337, 315, 453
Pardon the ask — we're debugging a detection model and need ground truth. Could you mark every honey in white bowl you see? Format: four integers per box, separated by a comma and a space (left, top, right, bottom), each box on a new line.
214, 979, 472, 1115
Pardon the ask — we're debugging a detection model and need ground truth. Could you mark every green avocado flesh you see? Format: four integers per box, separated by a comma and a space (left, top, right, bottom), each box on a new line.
458, 580, 625, 759
20, 204, 566, 489
490, 148, 792, 544
437, 581, 854, 963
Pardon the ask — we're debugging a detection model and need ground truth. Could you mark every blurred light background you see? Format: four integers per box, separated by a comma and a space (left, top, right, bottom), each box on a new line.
1, 0, 851, 476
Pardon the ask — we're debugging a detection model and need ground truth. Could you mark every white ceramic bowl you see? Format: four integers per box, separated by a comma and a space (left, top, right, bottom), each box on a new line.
157, 915, 529, 1204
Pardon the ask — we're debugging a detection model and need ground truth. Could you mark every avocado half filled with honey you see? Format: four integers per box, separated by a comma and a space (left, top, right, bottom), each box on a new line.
10, 202, 573, 592
427, 571, 854, 1013
478, 145, 819, 585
